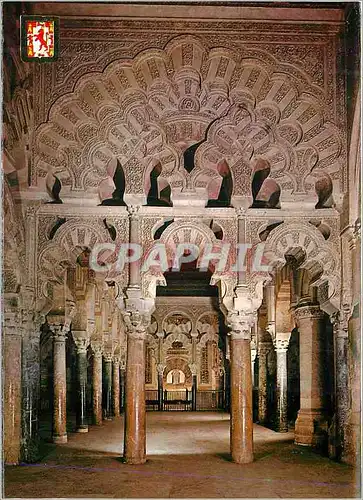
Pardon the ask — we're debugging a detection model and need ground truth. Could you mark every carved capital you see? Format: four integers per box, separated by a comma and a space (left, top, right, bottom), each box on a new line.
235, 207, 246, 219
294, 305, 324, 323
49, 324, 67, 342
227, 310, 253, 341
274, 338, 290, 352
103, 352, 113, 362
330, 310, 349, 339
72, 331, 90, 354
156, 363, 166, 375
122, 309, 150, 340
91, 341, 103, 358
127, 205, 140, 218
189, 363, 198, 376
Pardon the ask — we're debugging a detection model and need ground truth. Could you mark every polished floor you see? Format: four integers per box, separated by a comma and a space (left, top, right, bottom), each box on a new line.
5, 412, 359, 498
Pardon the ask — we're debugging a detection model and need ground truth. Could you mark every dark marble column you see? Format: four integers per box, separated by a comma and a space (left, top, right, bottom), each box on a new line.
275, 339, 290, 432
112, 357, 120, 417
331, 313, 350, 459
192, 375, 197, 411
91, 341, 103, 425
4, 307, 23, 464
73, 334, 90, 433
103, 353, 113, 420
50, 324, 68, 443
21, 313, 43, 462
228, 311, 254, 464
294, 305, 327, 447
123, 310, 148, 464
120, 367, 126, 413
157, 364, 164, 411
258, 343, 270, 425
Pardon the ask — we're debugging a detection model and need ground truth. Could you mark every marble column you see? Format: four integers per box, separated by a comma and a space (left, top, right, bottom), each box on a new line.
127, 206, 141, 288
123, 310, 148, 464
50, 324, 68, 444
21, 313, 43, 462
294, 305, 327, 447
103, 353, 113, 420
275, 338, 290, 432
258, 342, 270, 425
91, 341, 103, 425
4, 307, 23, 464
228, 313, 253, 464
192, 375, 197, 411
112, 357, 120, 417
331, 313, 350, 459
73, 333, 89, 433
120, 367, 126, 412
157, 364, 164, 411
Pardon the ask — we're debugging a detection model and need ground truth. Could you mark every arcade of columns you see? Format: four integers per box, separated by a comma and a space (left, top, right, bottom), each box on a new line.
2, 2, 360, 470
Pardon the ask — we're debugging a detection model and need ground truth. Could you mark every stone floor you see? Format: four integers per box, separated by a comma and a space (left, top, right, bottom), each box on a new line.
5, 412, 360, 498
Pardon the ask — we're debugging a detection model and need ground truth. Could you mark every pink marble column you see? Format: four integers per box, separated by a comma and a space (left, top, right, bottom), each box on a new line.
294, 305, 327, 447
228, 312, 254, 464
112, 357, 120, 417
123, 310, 148, 464
50, 324, 68, 444
91, 341, 103, 425
4, 309, 22, 464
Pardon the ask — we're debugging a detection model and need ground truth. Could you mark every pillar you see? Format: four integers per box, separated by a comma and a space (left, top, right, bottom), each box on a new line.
275, 338, 290, 432
294, 305, 327, 447
73, 333, 89, 433
330, 313, 350, 459
112, 356, 120, 417
50, 324, 68, 444
21, 312, 43, 462
91, 341, 103, 425
4, 306, 23, 464
228, 312, 253, 464
258, 342, 270, 425
192, 375, 197, 411
127, 206, 140, 288
123, 310, 148, 464
157, 364, 164, 411
103, 353, 113, 420
120, 366, 126, 413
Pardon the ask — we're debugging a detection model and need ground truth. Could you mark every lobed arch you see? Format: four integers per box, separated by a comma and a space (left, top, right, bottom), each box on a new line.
257, 221, 340, 314
33, 35, 345, 208
37, 219, 111, 302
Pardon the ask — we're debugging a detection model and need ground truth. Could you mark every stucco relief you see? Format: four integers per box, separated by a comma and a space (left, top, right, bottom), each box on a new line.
33, 35, 345, 207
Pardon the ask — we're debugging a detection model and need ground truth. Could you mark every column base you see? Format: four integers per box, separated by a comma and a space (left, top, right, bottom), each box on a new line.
231, 453, 254, 464
122, 455, 147, 465
103, 417, 113, 421
52, 434, 67, 444
76, 426, 89, 433
294, 410, 328, 448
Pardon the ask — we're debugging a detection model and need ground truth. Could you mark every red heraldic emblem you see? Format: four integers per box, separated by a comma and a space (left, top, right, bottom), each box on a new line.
20, 16, 59, 62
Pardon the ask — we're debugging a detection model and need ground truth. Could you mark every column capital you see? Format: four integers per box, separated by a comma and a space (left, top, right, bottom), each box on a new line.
189, 362, 198, 376
49, 324, 67, 342
72, 331, 90, 354
156, 363, 166, 375
274, 338, 290, 352
127, 205, 140, 218
227, 310, 253, 341
103, 352, 113, 362
235, 207, 246, 219
294, 305, 324, 323
91, 340, 103, 358
122, 309, 150, 340
330, 310, 349, 339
